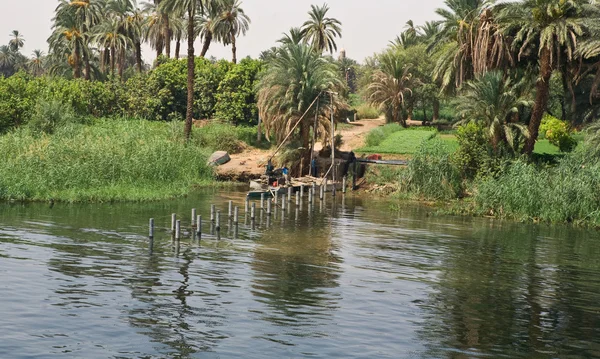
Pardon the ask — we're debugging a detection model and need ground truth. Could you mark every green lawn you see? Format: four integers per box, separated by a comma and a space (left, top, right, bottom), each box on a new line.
358, 128, 437, 154
358, 127, 564, 156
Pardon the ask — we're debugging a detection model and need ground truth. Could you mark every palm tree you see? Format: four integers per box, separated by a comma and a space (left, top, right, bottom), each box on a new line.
419, 21, 442, 44
143, 1, 167, 60
498, 0, 594, 155
29, 50, 46, 76
49, 9, 85, 78
366, 50, 416, 127
125, 4, 146, 73
455, 71, 533, 151
300, 3, 342, 54
431, 0, 488, 91
212, 0, 250, 64
278, 27, 303, 46
257, 43, 347, 164
196, 0, 223, 58
92, 18, 130, 77
50, 0, 102, 79
160, 0, 204, 140
170, 16, 186, 59
8, 30, 25, 52
0, 45, 16, 76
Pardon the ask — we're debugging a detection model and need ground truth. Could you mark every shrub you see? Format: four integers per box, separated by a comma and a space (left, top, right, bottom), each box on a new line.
474, 148, 600, 225
364, 123, 402, 147
214, 58, 262, 125
540, 114, 577, 152
356, 103, 380, 120
27, 99, 79, 134
193, 122, 244, 154
399, 138, 462, 200
0, 118, 214, 202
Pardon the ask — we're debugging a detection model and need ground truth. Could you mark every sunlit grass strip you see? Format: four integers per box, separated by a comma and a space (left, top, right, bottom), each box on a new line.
0, 118, 217, 202
359, 127, 437, 154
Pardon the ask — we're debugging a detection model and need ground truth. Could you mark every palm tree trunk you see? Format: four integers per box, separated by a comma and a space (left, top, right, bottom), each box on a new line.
163, 15, 171, 59
231, 32, 237, 64
175, 37, 181, 59
200, 31, 212, 58
523, 47, 552, 155
111, 46, 116, 76
135, 41, 143, 73
300, 120, 311, 177
83, 50, 91, 81
184, 4, 195, 141
100, 49, 106, 74
118, 48, 125, 80
73, 44, 82, 79
433, 98, 440, 122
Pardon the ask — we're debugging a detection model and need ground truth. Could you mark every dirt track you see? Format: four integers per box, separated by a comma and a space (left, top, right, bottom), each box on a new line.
216, 117, 385, 181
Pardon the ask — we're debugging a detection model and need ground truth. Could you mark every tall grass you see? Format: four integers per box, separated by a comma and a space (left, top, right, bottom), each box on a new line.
356, 104, 381, 120
364, 123, 403, 147
474, 148, 600, 226
0, 118, 215, 202
399, 139, 463, 200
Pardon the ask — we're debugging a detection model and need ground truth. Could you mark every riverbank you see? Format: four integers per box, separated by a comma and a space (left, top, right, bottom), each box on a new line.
0, 118, 244, 202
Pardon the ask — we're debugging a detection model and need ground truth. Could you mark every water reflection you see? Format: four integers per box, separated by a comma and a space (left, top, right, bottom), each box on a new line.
250, 202, 343, 341
2, 192, 600, 358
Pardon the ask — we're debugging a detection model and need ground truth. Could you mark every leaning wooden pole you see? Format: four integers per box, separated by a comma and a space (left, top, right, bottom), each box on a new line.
330, 92, 335, 185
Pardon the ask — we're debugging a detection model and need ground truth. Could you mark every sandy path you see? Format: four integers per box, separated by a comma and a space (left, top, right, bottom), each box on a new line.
216, 117, 385, 180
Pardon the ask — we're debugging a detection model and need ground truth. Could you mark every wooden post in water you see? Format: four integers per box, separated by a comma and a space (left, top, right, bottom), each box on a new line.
296, 192, 300, 207
343, 176, 347, 193
210, 205, 215, 222
216, 211, 221, 231
149, 218, 154, 253
267, 197, 272, 215
196, 215, 202, 239
171, 213, 176, 233
312, 182, 316, 197
353, 161, 357, 190
324, 179, 328, 193
319, 185, 324, 200
245, 197, 249, 213
282, 194, 286, 211
332, 185, 336, 197
234, 206, 239, 224
287, 187, 292, 202
274, 191, 279, 206
261, 193, 265, 210
191, 208, 196, 227
175, 220, 181, 241
228, 201, 233, 219
300, 185, 305, 198
308, 188, 313, 203
251, 203, 256, 220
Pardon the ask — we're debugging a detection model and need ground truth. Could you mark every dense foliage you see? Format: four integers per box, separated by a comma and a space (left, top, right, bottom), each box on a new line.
0, 119, 215, 202
0, 57, 262, 133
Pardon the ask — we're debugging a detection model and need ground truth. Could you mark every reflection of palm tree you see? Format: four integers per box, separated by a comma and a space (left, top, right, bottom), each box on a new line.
250, 215, 342, 328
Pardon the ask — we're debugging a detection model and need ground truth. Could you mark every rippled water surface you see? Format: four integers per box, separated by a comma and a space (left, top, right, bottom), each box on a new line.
1, 190, 600, 358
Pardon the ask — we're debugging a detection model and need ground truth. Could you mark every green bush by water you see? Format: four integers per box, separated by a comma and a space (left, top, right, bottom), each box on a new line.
0, 118, 215, 202
399, 138, 463, 200
474, 149, 600, 226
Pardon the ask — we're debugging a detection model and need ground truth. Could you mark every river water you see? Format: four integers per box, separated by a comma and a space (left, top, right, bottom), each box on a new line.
1, 189, 600, 358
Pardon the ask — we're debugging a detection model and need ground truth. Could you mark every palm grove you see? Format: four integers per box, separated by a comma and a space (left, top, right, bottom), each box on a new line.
1, 0, 600, 222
